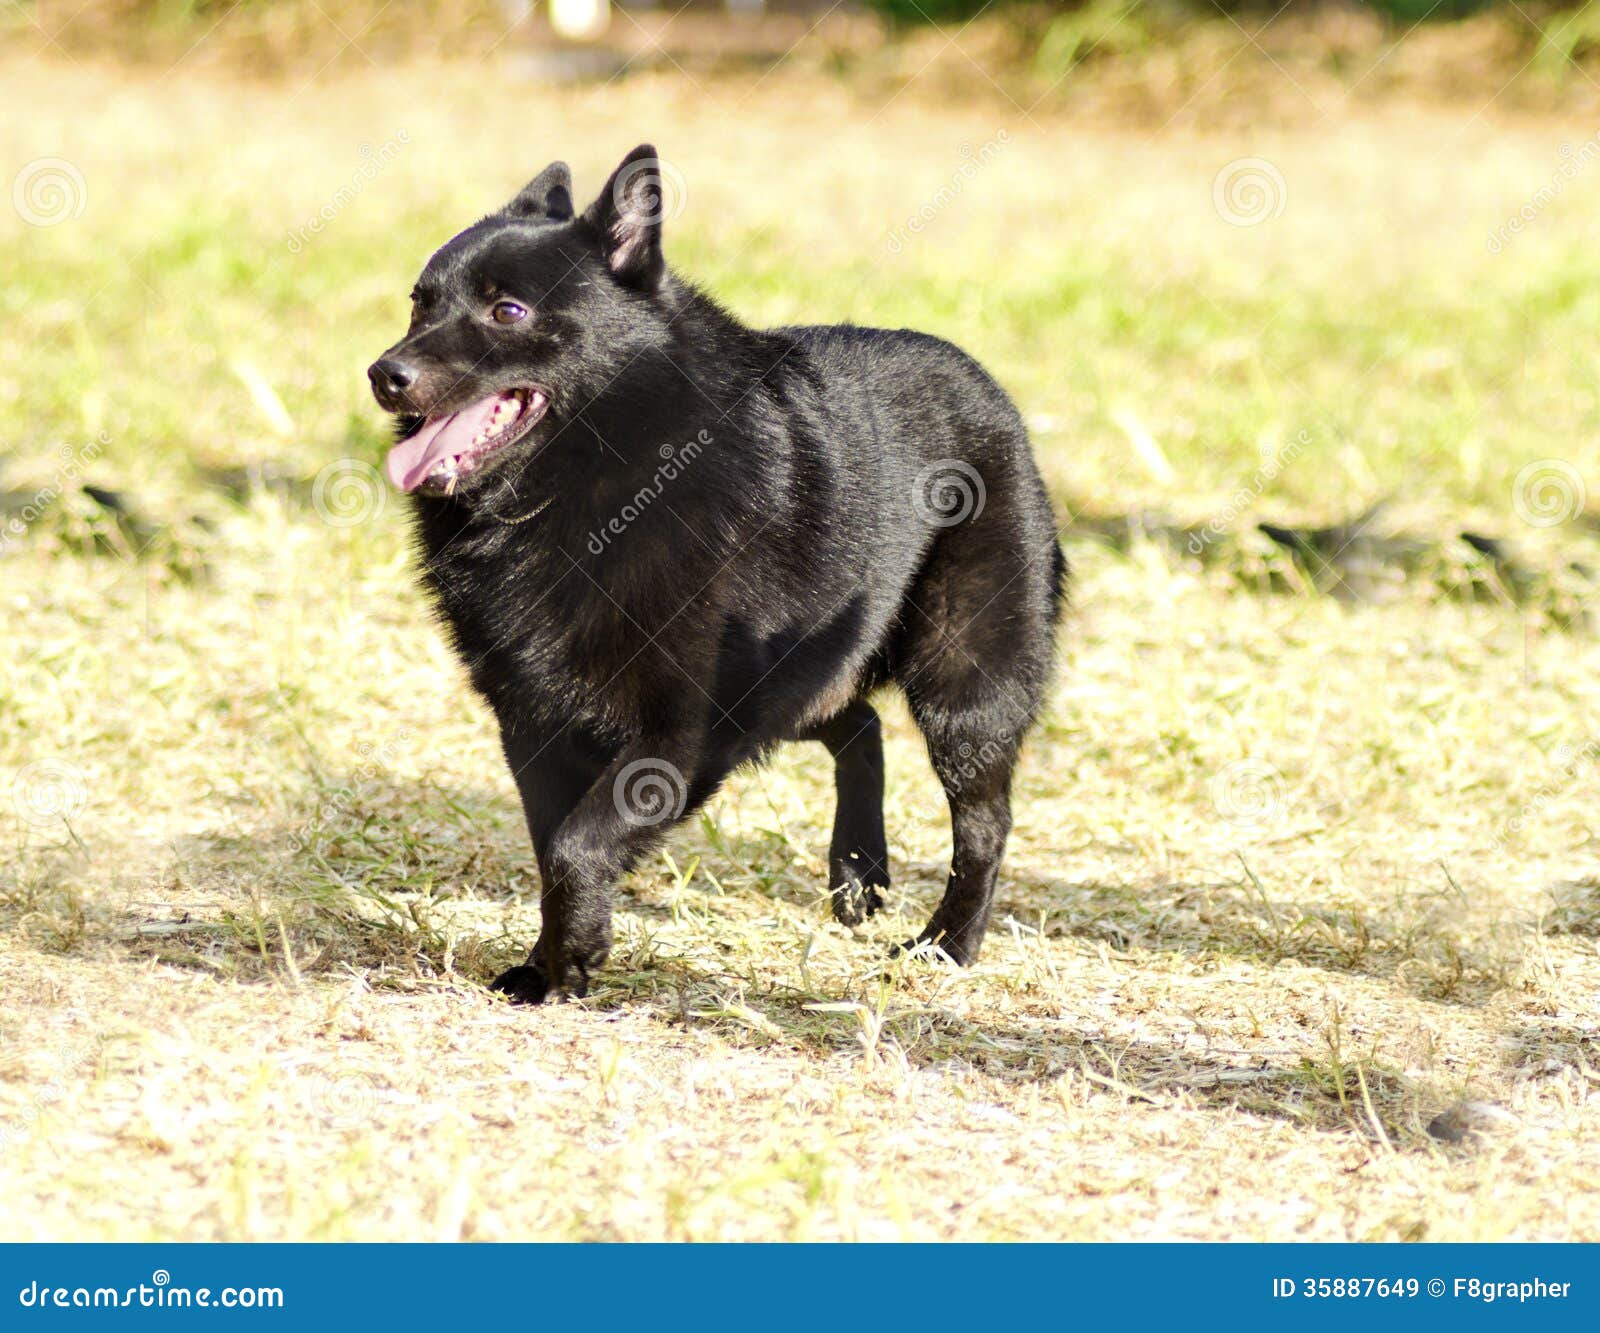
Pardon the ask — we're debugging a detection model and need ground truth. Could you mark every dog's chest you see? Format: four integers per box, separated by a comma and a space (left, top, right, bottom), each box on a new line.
420, 528, 698, 733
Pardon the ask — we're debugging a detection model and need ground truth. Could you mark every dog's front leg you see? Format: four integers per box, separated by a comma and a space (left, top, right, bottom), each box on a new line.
494, 730, 703, 1004
489, 724, 606, 1004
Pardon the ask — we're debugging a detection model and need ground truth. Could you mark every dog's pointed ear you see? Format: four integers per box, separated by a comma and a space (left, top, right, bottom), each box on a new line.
503, 162, 574, 222
583, 144, 666, 290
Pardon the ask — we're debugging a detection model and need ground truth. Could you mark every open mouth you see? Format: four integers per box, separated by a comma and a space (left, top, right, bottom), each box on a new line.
384, 387, 550, 494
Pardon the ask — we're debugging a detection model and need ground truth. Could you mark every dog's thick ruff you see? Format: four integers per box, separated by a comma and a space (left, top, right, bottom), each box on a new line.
370, 147, 1066, 999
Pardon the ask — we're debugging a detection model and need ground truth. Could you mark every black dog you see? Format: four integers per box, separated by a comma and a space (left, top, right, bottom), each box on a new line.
368, 146, 1065, 1002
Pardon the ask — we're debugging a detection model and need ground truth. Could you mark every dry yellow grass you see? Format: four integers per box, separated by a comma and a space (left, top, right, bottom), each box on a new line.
2, 36, 1599, 1241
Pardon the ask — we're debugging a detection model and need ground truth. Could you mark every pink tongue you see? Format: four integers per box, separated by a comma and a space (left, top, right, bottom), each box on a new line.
385, 395, 506, 492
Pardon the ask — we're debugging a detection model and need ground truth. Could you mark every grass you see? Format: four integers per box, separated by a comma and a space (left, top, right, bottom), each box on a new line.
2, 38, 1599, 1240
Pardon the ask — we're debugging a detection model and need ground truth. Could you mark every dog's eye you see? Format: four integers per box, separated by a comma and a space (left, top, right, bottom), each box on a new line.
491, 300, 528, 325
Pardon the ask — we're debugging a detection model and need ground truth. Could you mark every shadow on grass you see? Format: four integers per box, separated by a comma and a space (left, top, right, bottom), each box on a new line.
0, 769, 1496, 1148
585, 949, 1433, 1145
992, 869, 1516, 1006
1, 772, 534, 988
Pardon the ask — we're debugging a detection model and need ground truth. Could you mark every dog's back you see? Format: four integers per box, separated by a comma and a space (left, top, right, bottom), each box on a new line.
783, 321, 1064, 656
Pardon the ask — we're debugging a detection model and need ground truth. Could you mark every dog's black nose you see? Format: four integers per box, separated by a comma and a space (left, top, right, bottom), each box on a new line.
368, 357, 418, 402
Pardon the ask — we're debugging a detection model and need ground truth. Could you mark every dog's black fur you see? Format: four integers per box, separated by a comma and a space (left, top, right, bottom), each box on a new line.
368, 146, 1065, 1002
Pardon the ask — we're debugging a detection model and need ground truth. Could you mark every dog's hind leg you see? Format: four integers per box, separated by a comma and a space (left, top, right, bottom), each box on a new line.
896, 707, 1019, 965
799, 698, 890, 927
889, 501, 1061, 965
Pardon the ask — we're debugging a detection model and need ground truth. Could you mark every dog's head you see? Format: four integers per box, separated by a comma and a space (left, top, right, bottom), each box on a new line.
369, 145, 673, 497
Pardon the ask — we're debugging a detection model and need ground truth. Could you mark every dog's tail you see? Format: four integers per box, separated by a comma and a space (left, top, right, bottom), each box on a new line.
1048, 538, 1069, 621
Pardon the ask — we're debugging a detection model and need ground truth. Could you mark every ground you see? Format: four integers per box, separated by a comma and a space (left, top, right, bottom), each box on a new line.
1, 28, 1599, 1241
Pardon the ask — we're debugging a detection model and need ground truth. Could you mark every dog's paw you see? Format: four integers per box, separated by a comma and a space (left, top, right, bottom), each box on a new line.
830, 870, 885, 927
490, 964, 550, 1005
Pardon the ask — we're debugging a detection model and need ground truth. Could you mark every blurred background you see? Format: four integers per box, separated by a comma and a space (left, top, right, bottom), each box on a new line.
20, 0, 1600, 96
5, 0, 1600, 592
